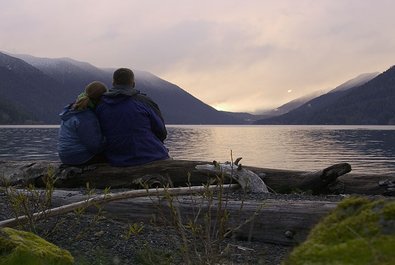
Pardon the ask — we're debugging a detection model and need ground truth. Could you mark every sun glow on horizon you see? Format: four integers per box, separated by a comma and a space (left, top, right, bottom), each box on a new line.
212, 103, 229, 112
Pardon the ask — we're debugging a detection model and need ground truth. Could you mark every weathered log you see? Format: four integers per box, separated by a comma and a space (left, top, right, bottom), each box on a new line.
329, 173, 395, 196
52, 191, 340, 245
0, 160, 356, 195
195, 162, 269, 193
0, 184, 239, 228
1, 188, 339, 245
1, 159, 390, 248
248, 163, 353, 194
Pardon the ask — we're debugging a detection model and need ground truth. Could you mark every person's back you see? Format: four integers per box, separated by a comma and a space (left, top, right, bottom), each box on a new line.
58, 81, 107, 165
96, 68, 169, 167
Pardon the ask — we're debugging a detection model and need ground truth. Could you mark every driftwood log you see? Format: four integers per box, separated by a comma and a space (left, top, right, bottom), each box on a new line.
1, 188, 339, 246
1, 159, 393, 246
56, 193, 338, 246
1, 159, 393, 196
0, 184, 239, 228
2, 160, 349, 193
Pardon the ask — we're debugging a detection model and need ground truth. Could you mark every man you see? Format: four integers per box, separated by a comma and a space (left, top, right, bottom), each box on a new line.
96, 68, 169, 166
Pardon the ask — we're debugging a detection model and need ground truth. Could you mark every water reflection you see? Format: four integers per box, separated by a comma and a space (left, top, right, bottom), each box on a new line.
0, 127, 59, 161
299, 128, 395, 174
1, 125, 395, 174
166, 125, 395, 174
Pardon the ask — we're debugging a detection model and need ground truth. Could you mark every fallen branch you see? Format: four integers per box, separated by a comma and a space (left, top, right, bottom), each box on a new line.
0, 184, 239, 228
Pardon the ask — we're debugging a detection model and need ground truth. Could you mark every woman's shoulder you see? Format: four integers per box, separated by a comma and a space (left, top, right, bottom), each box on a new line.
77, 108, 97, 116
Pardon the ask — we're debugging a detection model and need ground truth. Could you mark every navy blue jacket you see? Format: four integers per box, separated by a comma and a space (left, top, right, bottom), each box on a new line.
58, 104, 105, 165
96, 87, 169, 167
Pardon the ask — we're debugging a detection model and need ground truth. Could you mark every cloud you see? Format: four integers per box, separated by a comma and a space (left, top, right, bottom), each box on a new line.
1, 0, 395, 112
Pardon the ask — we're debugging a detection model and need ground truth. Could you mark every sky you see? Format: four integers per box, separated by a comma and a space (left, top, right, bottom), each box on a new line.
1, 0, 395, 113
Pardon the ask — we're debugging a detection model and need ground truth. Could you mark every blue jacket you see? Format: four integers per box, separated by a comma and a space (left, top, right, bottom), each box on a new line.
58, 104, 105, 165
96, 86, 169, 167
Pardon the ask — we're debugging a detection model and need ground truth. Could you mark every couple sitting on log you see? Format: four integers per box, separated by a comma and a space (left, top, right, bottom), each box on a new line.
57, 68, 170, 167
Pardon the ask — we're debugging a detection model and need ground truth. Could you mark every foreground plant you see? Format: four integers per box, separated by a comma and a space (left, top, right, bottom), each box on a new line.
2, 166, 57, 233
283, 196, 395, 265
151, 154, 263, 264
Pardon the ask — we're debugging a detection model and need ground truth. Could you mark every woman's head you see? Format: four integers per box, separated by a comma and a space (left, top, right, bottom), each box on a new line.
73, 81, 107, 110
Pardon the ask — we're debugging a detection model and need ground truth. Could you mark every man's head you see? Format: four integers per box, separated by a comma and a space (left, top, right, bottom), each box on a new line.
113, 68, 135, 87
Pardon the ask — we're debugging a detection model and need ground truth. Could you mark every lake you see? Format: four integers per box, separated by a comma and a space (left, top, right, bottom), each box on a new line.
1, 125, 395, 175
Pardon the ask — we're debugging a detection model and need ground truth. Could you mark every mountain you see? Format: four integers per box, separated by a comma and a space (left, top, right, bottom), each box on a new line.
255, 67, 395, 125
10, 53, 113, 104
219, 111, 268, 123
330, 72, 379, 93
255, 72, 379, 119
257, 89, 330, 118
0, 95, 36, 124
2, 51, 389, 125
1, 52, 244, 124
0, 52, 67, 124
116, 69, 245, 124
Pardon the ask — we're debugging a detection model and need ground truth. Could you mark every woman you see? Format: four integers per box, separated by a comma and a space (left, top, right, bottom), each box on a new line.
58, 81, 107, 165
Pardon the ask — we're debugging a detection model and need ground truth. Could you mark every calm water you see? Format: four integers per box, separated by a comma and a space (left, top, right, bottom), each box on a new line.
1, 125, 395, 175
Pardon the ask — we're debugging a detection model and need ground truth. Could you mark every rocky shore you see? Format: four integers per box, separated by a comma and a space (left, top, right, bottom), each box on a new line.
0, 190, 344, 265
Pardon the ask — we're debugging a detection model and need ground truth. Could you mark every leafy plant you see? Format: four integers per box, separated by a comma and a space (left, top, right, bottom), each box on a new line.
145, 152, 263, 265
3, 166, 57, 233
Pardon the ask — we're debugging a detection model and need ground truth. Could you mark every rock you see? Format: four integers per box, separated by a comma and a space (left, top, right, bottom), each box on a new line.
0, 227, 74, 265
283, 196, 395, 265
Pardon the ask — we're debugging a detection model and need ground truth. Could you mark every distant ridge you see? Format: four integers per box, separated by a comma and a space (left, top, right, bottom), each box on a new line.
1, 51, 392, 125
330, 72, 379, 93
257, 89, 330, 118
255, 72, 379, 120
0, 52, 244, 124
0, 52, 66, 124
255, 66, 395, 125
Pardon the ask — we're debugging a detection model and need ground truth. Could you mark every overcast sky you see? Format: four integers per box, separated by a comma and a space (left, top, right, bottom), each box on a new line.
1, 0, 395, 112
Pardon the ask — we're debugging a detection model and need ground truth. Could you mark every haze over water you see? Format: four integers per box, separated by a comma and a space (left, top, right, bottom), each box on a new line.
1, 125, 395, 175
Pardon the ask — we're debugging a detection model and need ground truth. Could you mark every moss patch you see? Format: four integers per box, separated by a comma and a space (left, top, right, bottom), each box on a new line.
283, 196, 395, 265
0, 227, 73, 265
